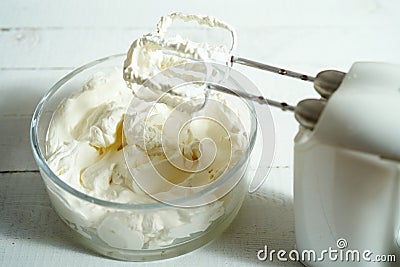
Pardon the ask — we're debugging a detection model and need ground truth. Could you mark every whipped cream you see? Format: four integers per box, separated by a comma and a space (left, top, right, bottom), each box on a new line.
123, 12, 236, 85
46, 13, 246, 249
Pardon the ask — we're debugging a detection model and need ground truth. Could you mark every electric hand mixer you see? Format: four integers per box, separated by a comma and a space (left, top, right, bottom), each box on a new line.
123, 13, 400, 266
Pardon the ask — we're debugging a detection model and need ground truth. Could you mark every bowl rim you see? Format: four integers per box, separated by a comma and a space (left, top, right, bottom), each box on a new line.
30, 54, 259, 210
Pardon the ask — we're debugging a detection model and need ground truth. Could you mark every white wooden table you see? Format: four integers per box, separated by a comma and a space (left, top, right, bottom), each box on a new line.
1, 1, 399, 266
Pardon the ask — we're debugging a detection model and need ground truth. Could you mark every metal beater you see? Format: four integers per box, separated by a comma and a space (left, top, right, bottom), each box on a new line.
123, 13, 347, 130
209, 56, 347, 130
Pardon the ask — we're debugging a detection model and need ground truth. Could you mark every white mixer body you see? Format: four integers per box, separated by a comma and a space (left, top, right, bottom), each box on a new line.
294, 62, 400, 266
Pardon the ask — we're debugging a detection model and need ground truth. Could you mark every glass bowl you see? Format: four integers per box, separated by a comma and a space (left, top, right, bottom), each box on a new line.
30, 54, 258, 261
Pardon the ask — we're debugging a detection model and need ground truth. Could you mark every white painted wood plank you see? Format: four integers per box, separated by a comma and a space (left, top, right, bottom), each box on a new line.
0, 70, 69, 172
0, 117, 37, 172
239, 26, 400, 70
0, 28, 144, 69
1, 0, 399, 28
1, 26, 399, 69
0, 168, 298, 267
0, 70, 69, 116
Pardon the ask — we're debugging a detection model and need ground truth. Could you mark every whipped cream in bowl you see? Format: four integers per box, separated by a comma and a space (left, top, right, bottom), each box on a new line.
30, 14, 261, 261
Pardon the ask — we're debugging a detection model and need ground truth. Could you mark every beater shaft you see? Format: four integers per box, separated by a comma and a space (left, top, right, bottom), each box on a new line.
207, 84, 326, 130
231, 56, 316, 82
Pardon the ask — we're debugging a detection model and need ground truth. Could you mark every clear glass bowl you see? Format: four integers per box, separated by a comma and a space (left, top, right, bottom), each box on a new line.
30, 54, 258, 261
